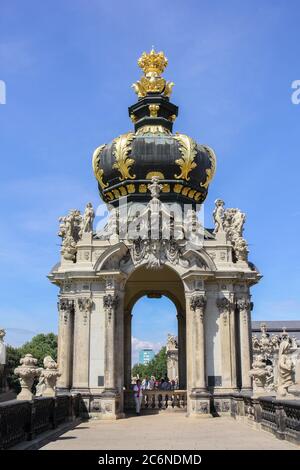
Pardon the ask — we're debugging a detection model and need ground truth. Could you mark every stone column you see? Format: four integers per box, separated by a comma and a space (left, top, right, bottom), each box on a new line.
103, 293, 119, 393
124, 311, 132, 390
177, 312, 186, 389
57, 299, 74, 392
187, 292, 210, 416
100, 290, 124, 420
72, 297, 93, 391
237, 298, 252, 391
229, 298, 238, 390
190, 292, 207, 392
115, 291, 125, 394
216, 297, 232, 390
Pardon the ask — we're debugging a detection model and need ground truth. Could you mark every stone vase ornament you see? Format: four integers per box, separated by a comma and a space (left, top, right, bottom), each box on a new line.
14, 354, 40, 400
249, 355, 272, 397
41, 356, 61, 397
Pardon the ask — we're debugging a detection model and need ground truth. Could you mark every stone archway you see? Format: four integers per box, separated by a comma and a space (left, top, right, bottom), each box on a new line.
122, 264, 187, 413
123, 264, 187, 393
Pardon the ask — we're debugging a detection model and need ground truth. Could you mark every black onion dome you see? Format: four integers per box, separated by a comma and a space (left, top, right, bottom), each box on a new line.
92, 50, 216, 207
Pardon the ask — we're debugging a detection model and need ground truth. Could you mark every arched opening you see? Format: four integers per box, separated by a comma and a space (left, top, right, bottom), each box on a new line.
131, 295, 178, 380
123, 264, 187, 409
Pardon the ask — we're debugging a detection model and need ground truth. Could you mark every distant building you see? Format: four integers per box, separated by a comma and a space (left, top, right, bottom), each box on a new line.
252, 321, 300, 342
139, 348, 155, 365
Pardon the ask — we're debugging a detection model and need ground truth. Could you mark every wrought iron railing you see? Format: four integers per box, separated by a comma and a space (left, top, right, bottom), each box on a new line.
0, 394, 81, 450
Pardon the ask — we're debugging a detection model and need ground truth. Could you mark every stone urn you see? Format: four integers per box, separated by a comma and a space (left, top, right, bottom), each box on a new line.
249, 355, 270, 397
41, 356, 61, 397
14, 354, 40, 400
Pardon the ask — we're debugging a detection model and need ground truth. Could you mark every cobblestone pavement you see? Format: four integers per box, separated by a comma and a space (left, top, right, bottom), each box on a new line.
41, 413, 299, 450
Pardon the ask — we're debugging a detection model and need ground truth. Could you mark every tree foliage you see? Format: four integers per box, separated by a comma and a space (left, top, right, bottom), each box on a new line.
132, 346, 167, 380
19, 333, 58, 367
5, 333, 58, 393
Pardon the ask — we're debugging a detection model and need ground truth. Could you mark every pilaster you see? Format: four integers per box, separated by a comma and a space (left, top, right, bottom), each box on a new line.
57, 298, 74, 392
72, 296, 93, 391
237, 297, 252, 391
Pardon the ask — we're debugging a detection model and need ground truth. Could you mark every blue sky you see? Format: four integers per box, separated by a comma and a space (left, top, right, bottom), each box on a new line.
0, 0, 299, 352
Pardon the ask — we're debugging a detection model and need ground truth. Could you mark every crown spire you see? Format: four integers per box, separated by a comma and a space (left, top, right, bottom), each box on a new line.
132, 48, 174, 98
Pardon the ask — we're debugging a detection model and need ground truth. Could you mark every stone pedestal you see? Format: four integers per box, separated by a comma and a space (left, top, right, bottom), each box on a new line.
97, 392, 122, 420
189, 391, 211, 418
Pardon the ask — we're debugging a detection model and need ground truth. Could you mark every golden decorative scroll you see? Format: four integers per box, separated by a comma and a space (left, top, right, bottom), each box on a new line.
174, 134, 197, 181
92, 144, 108, 190
200, 145, 217, 189
112, 133, 136, 181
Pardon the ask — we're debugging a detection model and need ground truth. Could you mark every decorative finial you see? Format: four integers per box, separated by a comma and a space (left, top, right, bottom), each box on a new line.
260, 322, 267, 334
132, 49, 174, 98
148, 176, 163, 199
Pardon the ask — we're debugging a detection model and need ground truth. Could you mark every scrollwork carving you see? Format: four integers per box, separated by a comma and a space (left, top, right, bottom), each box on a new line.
113, 133, 136, 181
200, 145, 217, 189
216, 297, 231, 326
174, 134, 197, 181
92, 144, 108, 190
103, 294, 119, 322
190, 294, 207, 320
77, 297, 93, 326
59, 298, 74, 325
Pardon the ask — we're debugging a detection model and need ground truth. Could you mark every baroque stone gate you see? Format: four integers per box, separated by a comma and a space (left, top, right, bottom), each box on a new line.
49, 49, 261, 418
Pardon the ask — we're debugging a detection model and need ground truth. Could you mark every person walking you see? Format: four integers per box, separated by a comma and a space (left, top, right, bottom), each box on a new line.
133, 379, 143, 415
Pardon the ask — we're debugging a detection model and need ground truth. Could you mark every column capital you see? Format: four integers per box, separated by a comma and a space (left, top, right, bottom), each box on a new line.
58, 298, 74, 325
77, 297, 93, 326
237, 297, 252, 312
103, 293, 119, 322
190, 293, 207, 320
58, 298, 74, 311
216, 296, 232, 326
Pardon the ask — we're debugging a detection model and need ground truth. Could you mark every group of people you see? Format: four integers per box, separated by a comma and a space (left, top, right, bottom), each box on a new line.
132, 375, 179, 415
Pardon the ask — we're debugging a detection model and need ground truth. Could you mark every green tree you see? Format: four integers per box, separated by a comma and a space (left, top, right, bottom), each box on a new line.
5, 333, 58, 393
19, 333, 58, 367
132, 346, 167, 380
6, 345, 22, 394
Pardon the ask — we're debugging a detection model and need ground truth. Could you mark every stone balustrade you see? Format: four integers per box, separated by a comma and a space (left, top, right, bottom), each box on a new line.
231, 394, 300, 446
124, 389, 187, 412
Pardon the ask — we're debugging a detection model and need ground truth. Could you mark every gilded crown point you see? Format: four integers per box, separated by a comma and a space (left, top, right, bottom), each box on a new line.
132, 48, 174, 99
137, 49, 168, 76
